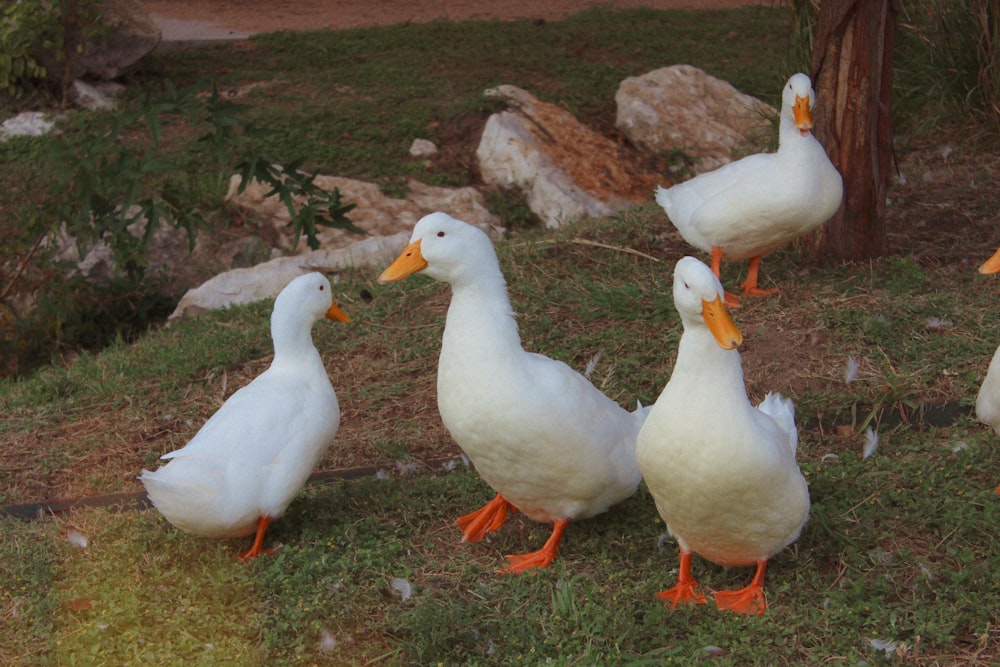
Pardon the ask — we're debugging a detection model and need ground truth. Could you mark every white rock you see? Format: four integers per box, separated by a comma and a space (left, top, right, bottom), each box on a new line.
615, 64, 775, 174
169, 232, 411, 320
408, 138, 438, 157
226, 173, 500, 253
1, 112, 54, 139
69, 80, 117, 111
476, 84, 658, 228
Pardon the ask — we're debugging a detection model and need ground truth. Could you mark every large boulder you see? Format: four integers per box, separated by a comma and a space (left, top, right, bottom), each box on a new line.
37, 0, 160, 83
169, 218, 504, 320
168, 233, 410, 320
168, 176, 504, 319
476, 84, 660, 228
226, 174, 500, 253
615, 64, 776, 174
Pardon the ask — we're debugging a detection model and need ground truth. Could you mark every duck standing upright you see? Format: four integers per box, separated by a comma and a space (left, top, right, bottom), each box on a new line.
635, 257, 809, 614
378, 212, 647, 573
975, 245, 1000, 494
655, 73, 843, 304
141, 272, 349, 561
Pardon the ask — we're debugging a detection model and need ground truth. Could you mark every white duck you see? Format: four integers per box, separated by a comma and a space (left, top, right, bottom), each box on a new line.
655, 73, 843, 305
141, 272, 349, 561
635, 257, 809, 614
975, 246, 1000, 494
377, 212, 647, 573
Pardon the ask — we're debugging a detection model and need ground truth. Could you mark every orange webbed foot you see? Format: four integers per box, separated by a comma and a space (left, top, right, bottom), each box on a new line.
236, 516, 274, 562
738, 256, 780, 299
713, 585, 767, 614
499, 519, 567, 575
456, 493, 513, 542
740, 285, 782, 299
656, 551, 707, 607
714, 560, 768, 615
655, 583, 708, 607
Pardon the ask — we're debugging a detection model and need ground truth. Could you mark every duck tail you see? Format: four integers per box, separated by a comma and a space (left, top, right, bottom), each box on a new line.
654, 185, 672, 212
632, 399, 653, 425
757, 392, 798, 454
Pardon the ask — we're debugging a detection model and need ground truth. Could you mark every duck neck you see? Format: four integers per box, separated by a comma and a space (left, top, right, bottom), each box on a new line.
671, 326, 749, 404
442, 269, 522, 356
270, 315, 321, 369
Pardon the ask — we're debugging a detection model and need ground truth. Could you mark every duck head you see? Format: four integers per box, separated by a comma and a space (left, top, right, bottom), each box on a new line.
785, 73, 816, 136
673, 257, 743, 350
275, 272, 350, 324
378, 212, 500, 287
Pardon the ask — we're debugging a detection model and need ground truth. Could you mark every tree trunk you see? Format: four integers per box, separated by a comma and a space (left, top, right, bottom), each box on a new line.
807, 0, 898, 261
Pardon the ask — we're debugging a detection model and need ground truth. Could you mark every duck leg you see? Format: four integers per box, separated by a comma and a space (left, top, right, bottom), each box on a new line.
710, 247, 742, 307
739, 256, 781, 298
501, 518, 568, 574
713, 559, 768, 615
456, 493, 514, 542
655, 550, 708, 607
237, 515, 273, 562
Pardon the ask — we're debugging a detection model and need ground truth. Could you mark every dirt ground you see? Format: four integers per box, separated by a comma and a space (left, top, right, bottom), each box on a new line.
139, 0, 772, 34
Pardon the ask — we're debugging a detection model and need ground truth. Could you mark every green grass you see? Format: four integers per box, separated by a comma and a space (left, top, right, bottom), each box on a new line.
129, 6, 794, 183
3, 437, 996, 665
3, 207, 1000, 664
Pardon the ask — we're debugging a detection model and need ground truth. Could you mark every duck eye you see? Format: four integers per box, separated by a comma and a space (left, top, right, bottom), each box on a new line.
319, 285, 325, 291
437, 231, 445, 237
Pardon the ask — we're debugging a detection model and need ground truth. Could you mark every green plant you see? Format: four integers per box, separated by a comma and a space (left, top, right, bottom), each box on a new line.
0, 0, 108, 100
0, 79, 368, 376
0, 1, 50, 96
235, 155, 362, 251
896, 0, 1000, 135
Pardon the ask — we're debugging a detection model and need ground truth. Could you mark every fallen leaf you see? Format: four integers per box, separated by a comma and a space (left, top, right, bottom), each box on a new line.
69, 598, 92, 612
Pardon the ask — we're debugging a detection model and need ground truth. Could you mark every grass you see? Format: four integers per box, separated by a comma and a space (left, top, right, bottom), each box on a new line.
1, 3, 1000, 665
3, 203, 1000, 664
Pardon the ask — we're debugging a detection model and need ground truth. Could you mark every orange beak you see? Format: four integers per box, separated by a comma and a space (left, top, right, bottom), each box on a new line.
325, 302, 350, 322
793, 94, 813, 132
702, 295, 743, 350
378, 239, 428, 283
979, 246, 1000, 275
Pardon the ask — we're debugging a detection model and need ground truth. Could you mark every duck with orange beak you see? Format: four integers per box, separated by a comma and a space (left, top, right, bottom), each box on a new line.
655, 73, 843, 305
975, 246, 1000, 494
141, 272, 349, 561
378, 212, 648, 573
636, 257, 809, 615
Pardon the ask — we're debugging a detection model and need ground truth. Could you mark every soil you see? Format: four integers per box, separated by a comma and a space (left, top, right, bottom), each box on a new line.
138, 0, 769, 37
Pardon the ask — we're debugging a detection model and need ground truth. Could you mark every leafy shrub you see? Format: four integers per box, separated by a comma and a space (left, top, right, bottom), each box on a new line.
0, 0, 107, 100
0, 1, 51, 96
1, 81, 362, 377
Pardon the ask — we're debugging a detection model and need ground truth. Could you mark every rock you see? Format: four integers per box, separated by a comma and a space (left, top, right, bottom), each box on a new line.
476, 84, 660, 228
409, 138, 438, 158
168, 175, 504, 318
615, 64, 776, 174
46, 211, 192, 282
226, 173, 500, 253
169, 233, 411, 320
0, 112, 54, 139
169, 216, 503, 320
68, 80, 122, 111
38, 0, 160, 83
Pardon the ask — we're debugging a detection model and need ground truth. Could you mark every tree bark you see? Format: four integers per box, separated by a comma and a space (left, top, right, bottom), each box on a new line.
807, 0, 898, 261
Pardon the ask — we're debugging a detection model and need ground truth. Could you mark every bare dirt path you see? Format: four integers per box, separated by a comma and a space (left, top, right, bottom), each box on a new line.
139, 0, 777, 38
